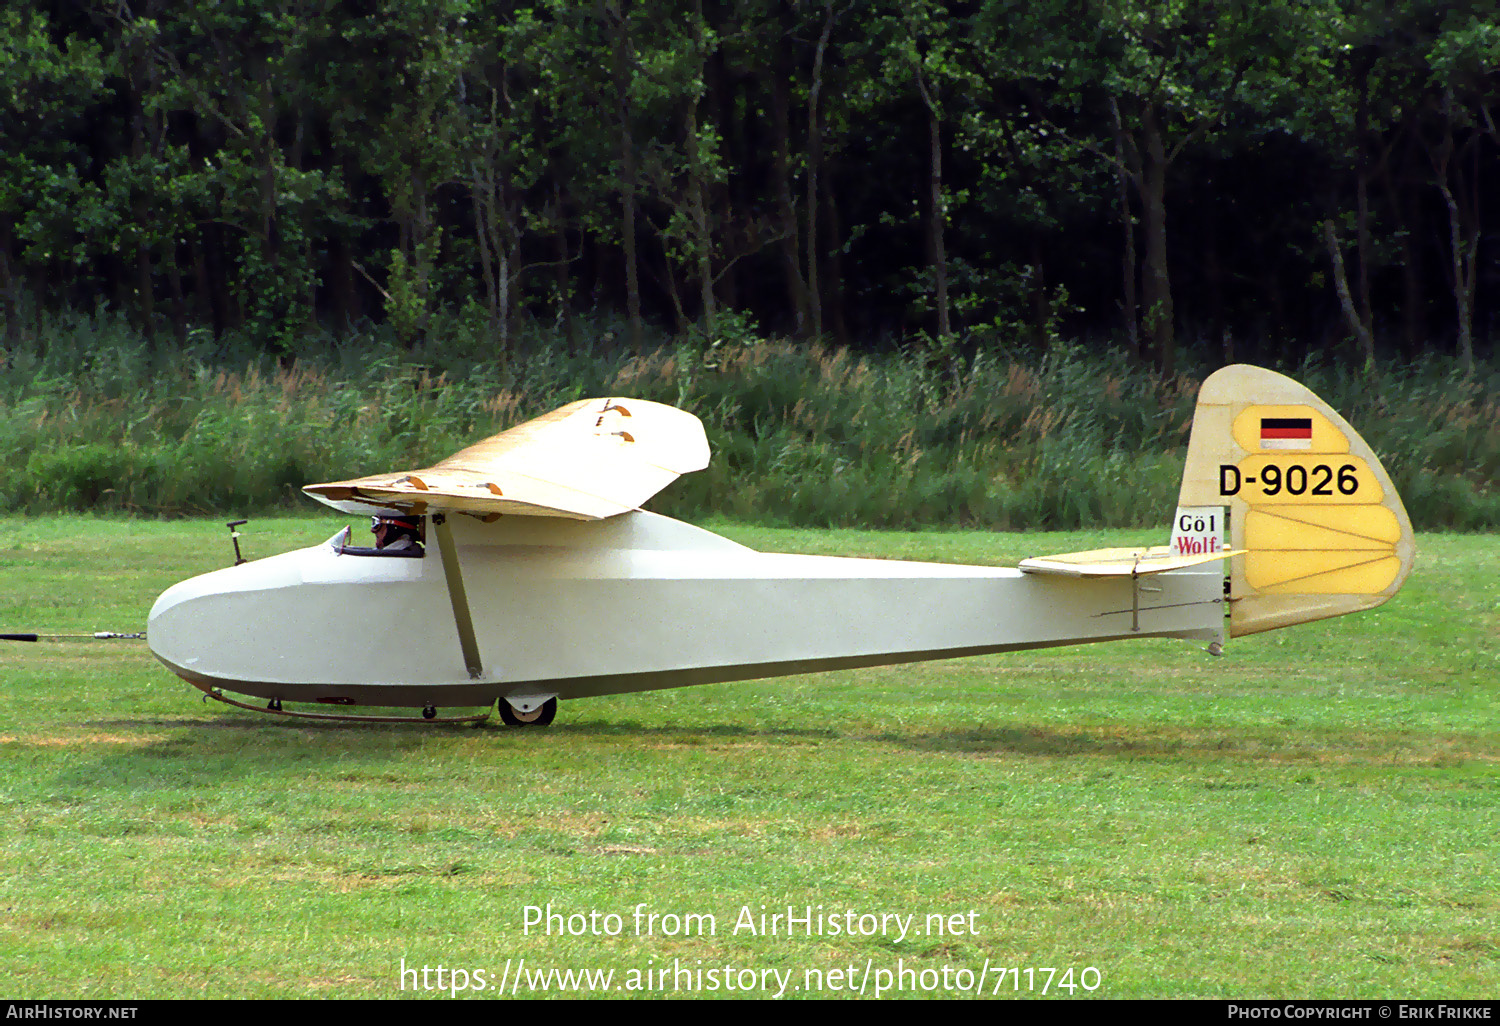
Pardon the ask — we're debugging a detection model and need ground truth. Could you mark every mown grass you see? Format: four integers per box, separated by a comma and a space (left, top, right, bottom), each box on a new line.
1, 515, 1495, 998
3, 310, 1497, 529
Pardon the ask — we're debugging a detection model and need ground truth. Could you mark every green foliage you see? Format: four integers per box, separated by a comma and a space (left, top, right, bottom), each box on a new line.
1, 0, 1494, 365
385, 229, 445, 346
4, 313, 1493, 530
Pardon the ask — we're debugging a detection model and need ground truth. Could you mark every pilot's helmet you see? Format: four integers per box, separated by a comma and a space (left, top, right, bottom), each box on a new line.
372, 514, 423, 539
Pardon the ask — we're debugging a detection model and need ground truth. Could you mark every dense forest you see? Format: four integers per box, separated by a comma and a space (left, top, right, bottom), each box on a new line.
2, 0, 1497, 372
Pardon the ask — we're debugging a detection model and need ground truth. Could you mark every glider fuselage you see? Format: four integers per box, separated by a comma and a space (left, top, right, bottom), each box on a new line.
148, 512, 1225, 709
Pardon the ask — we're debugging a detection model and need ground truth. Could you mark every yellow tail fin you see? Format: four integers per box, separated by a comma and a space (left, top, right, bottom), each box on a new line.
1177, 365, 1415, 637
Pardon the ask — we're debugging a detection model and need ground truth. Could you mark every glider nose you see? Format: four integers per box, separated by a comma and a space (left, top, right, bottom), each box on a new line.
148, 573, 218, 684
147, 556, 301, 686
148, 573, 209, 661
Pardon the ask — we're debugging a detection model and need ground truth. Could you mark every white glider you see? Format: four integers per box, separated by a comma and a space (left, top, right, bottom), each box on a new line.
147, 366, 1414, 726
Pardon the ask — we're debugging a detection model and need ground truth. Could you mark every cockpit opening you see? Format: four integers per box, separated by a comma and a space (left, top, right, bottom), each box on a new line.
329, 515, 426, 558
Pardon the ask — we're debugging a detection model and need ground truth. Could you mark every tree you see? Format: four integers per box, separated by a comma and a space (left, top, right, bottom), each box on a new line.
454, 2, 548, 349
0, 6, 106, 344
1423, 6, 1500, 373
995, 0, 1316, 374
852, 0, 986, 345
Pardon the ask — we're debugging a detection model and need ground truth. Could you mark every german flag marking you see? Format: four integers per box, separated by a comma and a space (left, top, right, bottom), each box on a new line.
1260, 417, 1312, 450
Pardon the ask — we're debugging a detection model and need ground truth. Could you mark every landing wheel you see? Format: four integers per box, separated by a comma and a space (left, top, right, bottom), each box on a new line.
499, 697, 557, 728
422, 705, 437, 720
268, 698, 282, 712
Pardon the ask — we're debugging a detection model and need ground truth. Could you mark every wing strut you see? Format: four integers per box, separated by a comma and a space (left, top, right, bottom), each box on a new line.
432, 514, 483, 679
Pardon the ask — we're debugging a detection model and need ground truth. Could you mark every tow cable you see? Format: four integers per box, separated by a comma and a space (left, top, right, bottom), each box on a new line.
1, 631, 146, 642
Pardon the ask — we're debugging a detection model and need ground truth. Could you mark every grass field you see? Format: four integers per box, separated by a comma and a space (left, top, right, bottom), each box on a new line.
1, 515, 1496, 999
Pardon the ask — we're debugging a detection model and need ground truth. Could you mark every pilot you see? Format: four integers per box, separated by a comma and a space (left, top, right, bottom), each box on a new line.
372, 514, 424, 554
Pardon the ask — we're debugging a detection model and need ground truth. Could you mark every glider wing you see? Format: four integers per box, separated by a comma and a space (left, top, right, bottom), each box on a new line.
303, 397, 710, 519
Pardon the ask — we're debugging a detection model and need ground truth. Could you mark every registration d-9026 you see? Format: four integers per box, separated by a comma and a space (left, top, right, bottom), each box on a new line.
1218, 457, 1379, 502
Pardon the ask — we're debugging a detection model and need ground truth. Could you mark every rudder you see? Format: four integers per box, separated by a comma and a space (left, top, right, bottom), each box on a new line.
1176, 365, 1414, 637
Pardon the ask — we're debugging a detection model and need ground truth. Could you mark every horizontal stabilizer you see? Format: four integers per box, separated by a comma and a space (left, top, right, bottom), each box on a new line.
1019, 546, 1245, 578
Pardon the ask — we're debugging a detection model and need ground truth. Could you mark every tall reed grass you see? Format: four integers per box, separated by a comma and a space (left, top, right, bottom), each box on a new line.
2, 310, 1495, 530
